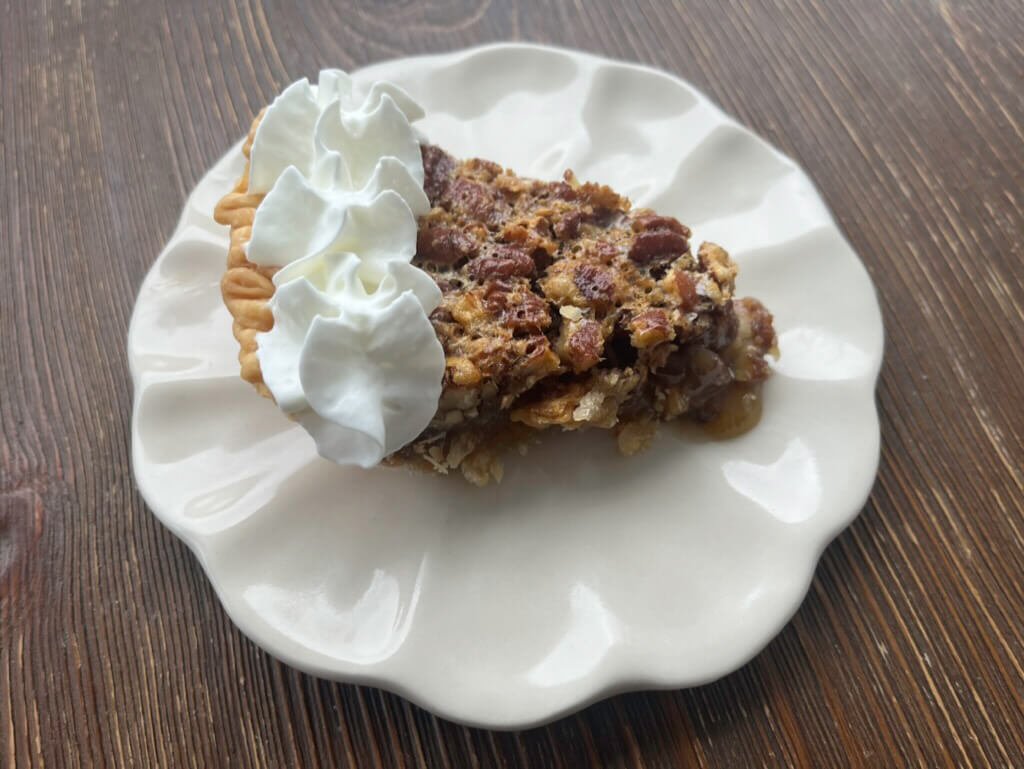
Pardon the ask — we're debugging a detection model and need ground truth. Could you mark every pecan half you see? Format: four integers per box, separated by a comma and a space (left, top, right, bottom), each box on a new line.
632, 211, 691, 237
573, 263, 616, 311
505, 292, 550, 331
483, 282, 549, 331
448, 177, 495, 220
467, 245, 535, 280
628, 230, 689, 265
417, 226, 478, 265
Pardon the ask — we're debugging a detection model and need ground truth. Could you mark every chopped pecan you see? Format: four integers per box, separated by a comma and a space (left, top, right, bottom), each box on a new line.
429, 305, 455, 323
432, 278, 462, 295
481, 279, 514, 311
628, 309, 674, 348
510, 382, 587, 428
554, 210, 585, 239
451, 291, 485, 327
448, 177, 495, 219
483, 282, 549, 331
738, 297, 776, 351
673, 270, 699, 312
502, 223, 531, 244
588, 207, 619, 228
576, 180, 627, 210
590, 240, 620, 262
573, 263, 616, 311
501, 220, 554, 270
628, 230, 689, 265
566, 320, 604, 372
467, 245, 535, 280
465, 158, 503, 180
697, 242, 737, 289
446, 356, 482, 386
723, 298, 776, 383
514, 335, 561, 378
547, 181, 577, 201
416, 226, 478, 265
506, 292, 550, 331
631, 211, 691, 237
615, 418, 657, 456
421, 144, 455, 202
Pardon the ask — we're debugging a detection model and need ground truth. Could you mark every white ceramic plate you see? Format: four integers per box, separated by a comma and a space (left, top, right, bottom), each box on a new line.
129, 43, 883, 729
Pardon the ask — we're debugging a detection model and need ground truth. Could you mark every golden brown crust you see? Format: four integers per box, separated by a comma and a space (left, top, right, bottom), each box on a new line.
213, 112, 276, 398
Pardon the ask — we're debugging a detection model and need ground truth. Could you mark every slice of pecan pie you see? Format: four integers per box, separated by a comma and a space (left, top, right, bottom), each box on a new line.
215, 119, 777, 486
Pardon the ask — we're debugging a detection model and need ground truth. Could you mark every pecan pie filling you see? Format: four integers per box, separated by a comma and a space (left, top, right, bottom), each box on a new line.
384, 145, 778, 484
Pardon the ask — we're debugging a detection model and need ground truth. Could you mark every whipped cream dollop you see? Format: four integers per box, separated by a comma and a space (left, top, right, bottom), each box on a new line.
247, 70, 444, 467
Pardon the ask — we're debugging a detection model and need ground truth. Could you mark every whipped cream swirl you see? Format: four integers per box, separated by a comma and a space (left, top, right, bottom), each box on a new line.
247, 70, 444, 467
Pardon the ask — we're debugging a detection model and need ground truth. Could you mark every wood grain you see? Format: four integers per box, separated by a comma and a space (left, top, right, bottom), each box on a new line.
2, 0, 1022, 766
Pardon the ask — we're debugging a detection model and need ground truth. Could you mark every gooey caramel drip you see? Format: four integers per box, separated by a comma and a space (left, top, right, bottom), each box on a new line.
701, 382, 764, 439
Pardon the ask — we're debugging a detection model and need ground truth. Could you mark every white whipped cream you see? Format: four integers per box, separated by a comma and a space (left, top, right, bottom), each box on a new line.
246, 70, 444, 467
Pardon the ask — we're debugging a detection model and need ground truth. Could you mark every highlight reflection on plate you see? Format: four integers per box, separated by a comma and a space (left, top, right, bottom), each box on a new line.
129, 43, 883, 729
723, 438, 822, 524
774, 327, 874, 381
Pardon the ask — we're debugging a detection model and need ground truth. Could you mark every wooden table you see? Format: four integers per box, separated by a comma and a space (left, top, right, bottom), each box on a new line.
3, 1, 1022, 766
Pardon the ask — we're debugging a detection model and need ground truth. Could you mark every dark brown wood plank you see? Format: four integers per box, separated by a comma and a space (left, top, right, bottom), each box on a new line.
2, 0, 1022, 766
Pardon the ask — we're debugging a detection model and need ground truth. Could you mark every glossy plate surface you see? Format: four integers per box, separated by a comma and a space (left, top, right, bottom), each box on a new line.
129, 43, 883, 729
